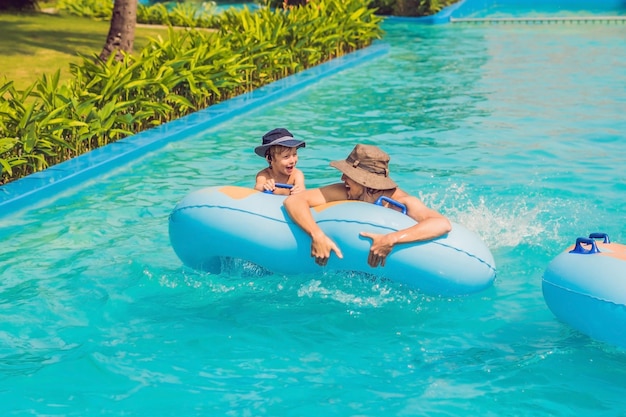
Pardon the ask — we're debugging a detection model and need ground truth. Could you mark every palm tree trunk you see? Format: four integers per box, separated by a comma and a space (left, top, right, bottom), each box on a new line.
99, 0, 137, 62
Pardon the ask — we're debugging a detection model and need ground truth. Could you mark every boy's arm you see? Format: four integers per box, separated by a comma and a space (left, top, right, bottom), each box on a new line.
289, 168, 306, 194
254, 169, 270, 192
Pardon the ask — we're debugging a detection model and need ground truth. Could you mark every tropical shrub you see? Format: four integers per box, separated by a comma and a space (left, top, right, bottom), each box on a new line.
369, 0, 459, 16
267, 0, 460, 16
58, 0, 221, 27
0, 0, 383, 184
56, 0, 113, 18
266, 0, 308, 7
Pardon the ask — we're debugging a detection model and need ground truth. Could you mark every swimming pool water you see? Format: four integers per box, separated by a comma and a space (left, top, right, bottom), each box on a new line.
456, 6, 626, 19
1, 19, 626, 416
139, 0, 260, 13
450, 0, 626, 19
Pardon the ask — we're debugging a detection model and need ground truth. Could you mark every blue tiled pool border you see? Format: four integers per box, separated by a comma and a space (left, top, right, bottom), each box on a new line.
386, 0, 626, 24
0, 42, 389, 216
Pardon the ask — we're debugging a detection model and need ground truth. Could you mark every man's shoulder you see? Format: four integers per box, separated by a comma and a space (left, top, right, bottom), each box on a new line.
319, 183, 348, 202
390, 187, 410, 198
391, 188, 421, 205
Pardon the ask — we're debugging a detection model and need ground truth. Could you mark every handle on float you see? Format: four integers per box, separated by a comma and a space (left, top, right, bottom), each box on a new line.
569, 237, 600, 254
588, 232, 610, 243
263, 183, 293, 194
374, 196, 407, 215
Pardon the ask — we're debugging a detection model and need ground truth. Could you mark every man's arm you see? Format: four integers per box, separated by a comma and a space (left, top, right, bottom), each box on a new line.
361, 191, 452, 267
391, 193, 452, 242
283, 184, 346, 265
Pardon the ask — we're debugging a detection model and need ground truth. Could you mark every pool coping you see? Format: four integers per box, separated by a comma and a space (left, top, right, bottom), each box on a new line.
0, 42, 389, 216
383, 0, 626, 24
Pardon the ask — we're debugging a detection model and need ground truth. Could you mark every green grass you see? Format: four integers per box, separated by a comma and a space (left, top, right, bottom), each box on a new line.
0, 12, 173, 91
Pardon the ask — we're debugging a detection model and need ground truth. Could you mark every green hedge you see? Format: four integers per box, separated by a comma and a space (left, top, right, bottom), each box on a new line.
0, 0, 383, 184
266, 0, 460, 16
369, 0, 460, 17
57, 0, 223, 28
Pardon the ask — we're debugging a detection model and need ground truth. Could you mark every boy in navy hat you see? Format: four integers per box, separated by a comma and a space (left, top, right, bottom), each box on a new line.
254, 128, 306, 195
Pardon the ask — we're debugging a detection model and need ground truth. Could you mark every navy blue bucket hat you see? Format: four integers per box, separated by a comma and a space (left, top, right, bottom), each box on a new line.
254, 128, 306, 157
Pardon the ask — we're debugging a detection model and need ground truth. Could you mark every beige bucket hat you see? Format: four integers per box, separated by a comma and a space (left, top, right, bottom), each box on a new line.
330, 144, 397, 190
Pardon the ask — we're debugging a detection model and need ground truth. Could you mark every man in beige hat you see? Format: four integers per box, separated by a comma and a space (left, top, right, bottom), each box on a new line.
284, 144, 452, 268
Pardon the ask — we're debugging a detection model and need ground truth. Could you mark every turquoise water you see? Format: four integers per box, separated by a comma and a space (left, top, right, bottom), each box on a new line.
2, 20, 626, 416
140, 0, 260, 13
458, 6, 626, 19
213, 1, 260, 13
450, 0, 626, 19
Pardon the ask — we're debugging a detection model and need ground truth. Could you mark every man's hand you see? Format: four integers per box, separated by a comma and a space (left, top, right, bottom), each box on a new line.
311, 232, 343, 266
360, 232, 396, 267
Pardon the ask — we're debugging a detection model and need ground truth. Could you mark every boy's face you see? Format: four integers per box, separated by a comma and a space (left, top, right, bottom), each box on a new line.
269, 147, 299, 176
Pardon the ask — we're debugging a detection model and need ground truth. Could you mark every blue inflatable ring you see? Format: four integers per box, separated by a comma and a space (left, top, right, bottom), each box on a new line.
543, 233, 626, 348
168, 186, 497, 296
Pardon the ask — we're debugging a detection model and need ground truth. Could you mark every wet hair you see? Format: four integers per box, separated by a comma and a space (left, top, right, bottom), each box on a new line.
362, 187, 387, 203
266, 145, 298, 163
